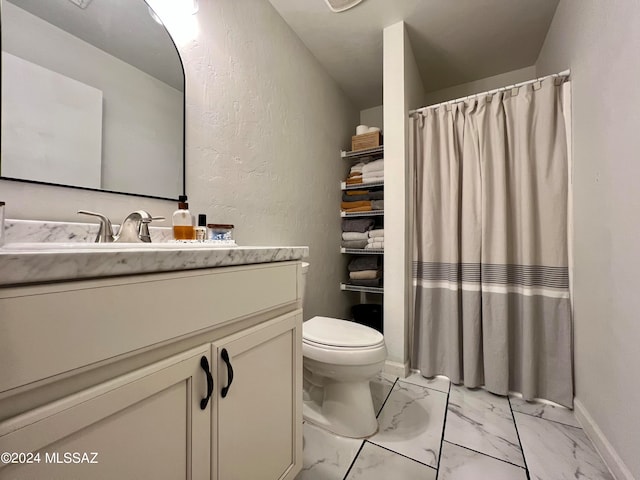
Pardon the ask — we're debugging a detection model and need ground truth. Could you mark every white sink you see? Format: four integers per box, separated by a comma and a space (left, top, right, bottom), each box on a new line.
2, 241, 237, 251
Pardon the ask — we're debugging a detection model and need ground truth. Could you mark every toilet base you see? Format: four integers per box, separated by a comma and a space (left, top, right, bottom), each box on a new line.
303, 379, 378, 438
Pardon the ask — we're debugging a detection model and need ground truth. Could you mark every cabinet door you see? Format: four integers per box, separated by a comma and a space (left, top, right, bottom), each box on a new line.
0, 345, 211, 480
213, 311, 302, 480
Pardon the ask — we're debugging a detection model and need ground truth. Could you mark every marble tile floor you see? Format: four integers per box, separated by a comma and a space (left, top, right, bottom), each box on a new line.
296, 372, 614, 480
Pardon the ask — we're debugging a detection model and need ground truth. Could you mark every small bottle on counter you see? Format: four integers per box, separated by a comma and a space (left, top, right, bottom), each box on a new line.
195, 214, 207, 242
172, 195, 195, 240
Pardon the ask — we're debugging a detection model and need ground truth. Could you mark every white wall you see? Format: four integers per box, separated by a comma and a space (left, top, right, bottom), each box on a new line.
0, 0, 358, 320
1, 2, 183, 199
383, 22, 425, 375
360, 105, 383, 131
537, 2, 640, 479
181, 0, 359, 320
423, 66, 537, 106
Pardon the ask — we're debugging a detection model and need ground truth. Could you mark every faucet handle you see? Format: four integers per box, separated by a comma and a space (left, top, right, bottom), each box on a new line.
77, 210, 114, 243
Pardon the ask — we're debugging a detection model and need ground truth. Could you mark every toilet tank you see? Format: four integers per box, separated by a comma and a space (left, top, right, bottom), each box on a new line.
301, 262, 309, 301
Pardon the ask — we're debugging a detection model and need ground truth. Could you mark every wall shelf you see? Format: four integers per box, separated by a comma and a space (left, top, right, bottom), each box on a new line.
340, 248, 383, 255
341, 146, 384, 160
341, 210, 384, 218
340, 283, 384, 294
341, 180, 384, 190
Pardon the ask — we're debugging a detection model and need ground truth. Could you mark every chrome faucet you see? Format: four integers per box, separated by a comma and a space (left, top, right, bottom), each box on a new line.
78, 210, 165, 243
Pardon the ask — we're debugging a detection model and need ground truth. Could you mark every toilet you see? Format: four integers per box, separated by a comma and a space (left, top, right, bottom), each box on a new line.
301, 263, 387, 438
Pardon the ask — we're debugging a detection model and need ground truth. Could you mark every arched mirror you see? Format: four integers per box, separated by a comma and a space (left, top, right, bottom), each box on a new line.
0, 0, 185, 200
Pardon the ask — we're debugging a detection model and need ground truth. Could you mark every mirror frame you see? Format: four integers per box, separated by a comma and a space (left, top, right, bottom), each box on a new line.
0, 0, 186, 201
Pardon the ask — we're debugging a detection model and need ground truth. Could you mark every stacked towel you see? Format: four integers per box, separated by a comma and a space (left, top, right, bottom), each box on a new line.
344, 159, 384, 186
341, 188, 384, 202
364, 228, 384, 250
342, 218, 374, 233
348, 256, 380, 272
342, 231, 369, 241
362, 158, 384, 184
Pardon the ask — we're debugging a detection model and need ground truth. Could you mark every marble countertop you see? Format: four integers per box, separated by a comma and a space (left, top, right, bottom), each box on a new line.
0, 219, 308, 287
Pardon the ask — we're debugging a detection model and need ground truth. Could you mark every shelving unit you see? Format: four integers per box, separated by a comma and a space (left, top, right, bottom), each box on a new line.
340, 146, 384, 294
340, 283, 384, 294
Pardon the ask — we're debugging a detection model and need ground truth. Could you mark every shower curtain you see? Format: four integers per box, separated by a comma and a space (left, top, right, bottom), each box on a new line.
411, 78, 573, 407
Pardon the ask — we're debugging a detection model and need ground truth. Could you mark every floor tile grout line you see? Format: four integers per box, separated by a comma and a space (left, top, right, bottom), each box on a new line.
508, 396, 532, 480
434, 379, 452, 480
364, 440, 438, 471
398, 377, 451, 395
341, 439, 366, 480
510, 409, 583, 430
442, 440, 528, 470
375, 376, 398, 419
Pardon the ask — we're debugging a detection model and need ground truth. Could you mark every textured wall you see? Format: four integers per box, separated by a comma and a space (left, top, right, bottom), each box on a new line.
1, 0, 359, 320
537, 1, 640, 478
180, 0, 359, 320
423, 66, 537, 106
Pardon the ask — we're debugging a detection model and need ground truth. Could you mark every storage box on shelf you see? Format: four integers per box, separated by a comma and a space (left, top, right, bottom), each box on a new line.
351, 131, 382, 152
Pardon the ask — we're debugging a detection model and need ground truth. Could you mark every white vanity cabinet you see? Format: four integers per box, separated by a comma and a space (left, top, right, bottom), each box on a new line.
213, 312, 302, 480
0, 345, 212, 480
0, 261, 303, 480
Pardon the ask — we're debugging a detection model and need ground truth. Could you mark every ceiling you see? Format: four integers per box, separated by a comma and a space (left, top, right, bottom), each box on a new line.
6, 0, 183, 90
268, 0, 560, 109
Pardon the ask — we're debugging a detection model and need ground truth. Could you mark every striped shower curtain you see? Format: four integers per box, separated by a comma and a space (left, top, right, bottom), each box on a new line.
411, 78, 573, 407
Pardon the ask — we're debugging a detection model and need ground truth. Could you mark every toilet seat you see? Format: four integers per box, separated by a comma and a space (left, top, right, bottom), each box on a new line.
303, 317, 386, 366
303, 316, 384, 348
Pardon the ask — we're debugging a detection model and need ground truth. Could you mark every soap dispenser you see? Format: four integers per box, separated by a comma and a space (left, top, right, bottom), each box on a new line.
173, 195, 195, 240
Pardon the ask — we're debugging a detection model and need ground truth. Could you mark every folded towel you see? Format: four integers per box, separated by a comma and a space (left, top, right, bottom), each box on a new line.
342, 231, 369, 241
345, 189, 370, 196
367, 236, 384, 243
341, 239, 369, 249
371, 200, 384, 210
350, 270, 381, 280
350, 162, 366, 173
368, 229, 384, 238
346, 178, 363, 185
342, 218, 374, 233
341, 200, 371, 210
348, 256, 380, 272
342, 191, 384, 202
343, 205, 372, 213
349, 278, 382, 287
362, 175, 384, 184
362, 159, 384, 174
365, 242, 384, 249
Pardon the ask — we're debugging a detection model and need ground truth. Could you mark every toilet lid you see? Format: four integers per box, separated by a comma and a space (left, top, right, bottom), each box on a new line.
303, 316, 384, 348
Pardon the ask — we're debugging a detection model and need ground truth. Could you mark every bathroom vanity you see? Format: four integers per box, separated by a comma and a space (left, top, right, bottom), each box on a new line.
0, 239, 306, 479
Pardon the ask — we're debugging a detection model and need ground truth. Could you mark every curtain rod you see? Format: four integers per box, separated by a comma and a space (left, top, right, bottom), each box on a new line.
409, 69, 570, 116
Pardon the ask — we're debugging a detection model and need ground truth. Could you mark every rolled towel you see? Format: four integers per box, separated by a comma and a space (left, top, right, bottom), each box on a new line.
342, 239, 369, 249
371, 200, 384, 210
367, 236, 384, 243
349, 270, 380, 280
350, 278, 382, 287
342, 231, 369, 241
342, 218, 374, 232
362, 159, 384, 174
348, 256, 380, 272
365, 242, 384, 249
368, 229, 384, 238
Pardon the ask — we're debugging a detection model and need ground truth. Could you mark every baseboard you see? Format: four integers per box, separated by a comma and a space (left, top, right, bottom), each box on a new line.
384, 359, 410, 377
574, 399, 635, 480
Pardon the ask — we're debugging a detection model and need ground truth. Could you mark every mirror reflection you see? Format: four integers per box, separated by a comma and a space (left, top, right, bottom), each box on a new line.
0, 0, 185, 200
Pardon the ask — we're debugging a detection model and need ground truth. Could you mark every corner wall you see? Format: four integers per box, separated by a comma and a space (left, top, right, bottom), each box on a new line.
382, 21, 425, 374
537, 1, 640, 478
